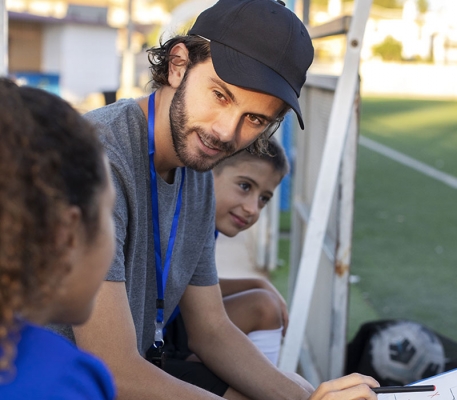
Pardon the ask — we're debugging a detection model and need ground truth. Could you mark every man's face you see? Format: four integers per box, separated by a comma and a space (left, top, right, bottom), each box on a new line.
169, 59, 285, 172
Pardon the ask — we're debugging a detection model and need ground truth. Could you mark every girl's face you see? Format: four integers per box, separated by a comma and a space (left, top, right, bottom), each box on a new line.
51, 157, 116, 325
214, 159, 282, 237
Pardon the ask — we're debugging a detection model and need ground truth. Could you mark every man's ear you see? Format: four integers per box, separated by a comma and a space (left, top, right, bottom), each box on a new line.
168, 43, 189, 88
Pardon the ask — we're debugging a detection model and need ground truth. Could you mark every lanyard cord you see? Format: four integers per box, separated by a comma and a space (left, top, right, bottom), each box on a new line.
147, 93, 185, 347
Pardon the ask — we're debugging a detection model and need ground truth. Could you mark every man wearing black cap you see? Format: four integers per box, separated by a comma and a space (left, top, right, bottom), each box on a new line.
55, 0, 380, 398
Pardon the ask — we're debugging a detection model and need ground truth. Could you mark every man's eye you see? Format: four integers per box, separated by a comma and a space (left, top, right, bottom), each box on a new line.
246, 114, 262, 125
239, 182, 250, 191
214, 90, 226, 101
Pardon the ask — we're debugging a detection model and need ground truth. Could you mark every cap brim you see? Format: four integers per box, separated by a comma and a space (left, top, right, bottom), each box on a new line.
210, 41, 304, 129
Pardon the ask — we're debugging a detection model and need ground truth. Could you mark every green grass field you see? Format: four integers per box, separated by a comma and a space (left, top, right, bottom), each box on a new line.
272, 97, 457, 343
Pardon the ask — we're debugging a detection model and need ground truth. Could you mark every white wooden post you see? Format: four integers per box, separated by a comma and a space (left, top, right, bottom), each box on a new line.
279, 0, 373, 373
267, 183, 281, 271
328, 98, 359, 378
0, 0, 7, 76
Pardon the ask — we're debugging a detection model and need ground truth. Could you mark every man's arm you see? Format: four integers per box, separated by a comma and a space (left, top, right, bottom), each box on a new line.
180, 284, 379, 400
73, 281, 222, 400
180, 283, 312, 400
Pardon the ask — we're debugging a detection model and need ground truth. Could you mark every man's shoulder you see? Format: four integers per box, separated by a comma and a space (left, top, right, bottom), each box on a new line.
184, 168, 214, 187
85, 99, 146, 163
85, 98, 142, 122
85, 99, 145, 138
183, 169, 215, 207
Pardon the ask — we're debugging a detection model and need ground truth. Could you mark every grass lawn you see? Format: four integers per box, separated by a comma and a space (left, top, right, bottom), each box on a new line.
359, 98, 457, 176
271, 97, 457, 343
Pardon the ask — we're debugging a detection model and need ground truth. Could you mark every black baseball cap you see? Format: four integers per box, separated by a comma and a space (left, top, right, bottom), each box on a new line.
189, 0, 314, 129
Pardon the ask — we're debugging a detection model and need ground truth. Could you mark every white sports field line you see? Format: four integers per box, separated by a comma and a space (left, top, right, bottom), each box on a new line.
359, 135, 457, 190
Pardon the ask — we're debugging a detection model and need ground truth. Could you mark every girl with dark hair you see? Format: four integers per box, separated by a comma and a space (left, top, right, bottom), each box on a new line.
0, 78, 116, 399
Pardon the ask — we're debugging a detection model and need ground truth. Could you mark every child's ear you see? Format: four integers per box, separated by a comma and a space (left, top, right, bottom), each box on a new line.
168, 43, 189, 88
55, 206, 83, 260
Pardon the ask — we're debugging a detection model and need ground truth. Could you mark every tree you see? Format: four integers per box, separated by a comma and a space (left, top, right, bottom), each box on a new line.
372, 36, 403, 61
417, 0, 428, 14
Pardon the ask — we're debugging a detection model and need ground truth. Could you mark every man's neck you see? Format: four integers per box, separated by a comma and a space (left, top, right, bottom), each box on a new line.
136, 88, 183, 183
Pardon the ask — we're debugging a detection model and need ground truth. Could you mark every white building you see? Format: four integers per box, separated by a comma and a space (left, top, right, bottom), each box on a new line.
8, 7, 120, 104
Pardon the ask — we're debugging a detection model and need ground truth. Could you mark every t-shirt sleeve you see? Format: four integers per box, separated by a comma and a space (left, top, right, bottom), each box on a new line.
105, 166, 129, 282
86, 105, 136, 283
50, 353, 116, 400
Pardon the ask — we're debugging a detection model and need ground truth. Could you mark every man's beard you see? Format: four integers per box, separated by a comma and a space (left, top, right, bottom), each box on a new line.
169, 71, 236, 172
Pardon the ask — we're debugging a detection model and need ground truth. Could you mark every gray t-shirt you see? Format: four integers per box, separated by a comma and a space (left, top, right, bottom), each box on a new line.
52, 99, 218, 355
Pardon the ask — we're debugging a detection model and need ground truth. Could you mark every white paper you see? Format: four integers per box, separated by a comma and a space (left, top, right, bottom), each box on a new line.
377, 369, 457, 400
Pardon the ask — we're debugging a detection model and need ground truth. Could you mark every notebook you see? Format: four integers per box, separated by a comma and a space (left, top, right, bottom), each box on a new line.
377, 369, 457, 399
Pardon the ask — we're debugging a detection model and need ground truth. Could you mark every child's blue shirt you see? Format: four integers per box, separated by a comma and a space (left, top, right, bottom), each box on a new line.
0, 322, 115, 399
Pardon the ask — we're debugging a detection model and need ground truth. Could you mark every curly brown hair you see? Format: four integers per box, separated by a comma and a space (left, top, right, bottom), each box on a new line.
0, 78, 107, 379
146, 34, 289, 155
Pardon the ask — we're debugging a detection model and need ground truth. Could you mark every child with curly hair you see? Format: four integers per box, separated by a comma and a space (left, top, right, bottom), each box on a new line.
0, 78, 116, 399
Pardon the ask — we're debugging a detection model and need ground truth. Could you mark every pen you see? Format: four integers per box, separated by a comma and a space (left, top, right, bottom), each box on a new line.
372, 385, 436, 394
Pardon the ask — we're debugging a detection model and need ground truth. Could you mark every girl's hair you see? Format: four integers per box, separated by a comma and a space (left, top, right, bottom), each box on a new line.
146, 34, 290, 156
213, 136, 290, 178
0, 78, 107, 376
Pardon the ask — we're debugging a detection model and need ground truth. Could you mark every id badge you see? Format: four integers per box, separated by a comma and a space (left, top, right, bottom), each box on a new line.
146, 346, 166, 369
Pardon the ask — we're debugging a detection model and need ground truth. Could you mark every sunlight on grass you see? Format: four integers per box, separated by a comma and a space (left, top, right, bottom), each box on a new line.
360, 97, 457, 176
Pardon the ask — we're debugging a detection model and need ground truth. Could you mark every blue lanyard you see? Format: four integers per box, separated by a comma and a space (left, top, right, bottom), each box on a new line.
147, 93, 185, 347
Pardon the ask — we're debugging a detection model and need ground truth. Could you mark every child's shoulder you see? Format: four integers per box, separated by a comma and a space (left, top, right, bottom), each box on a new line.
19, 323, 107, 372
0, 323, 115, 399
